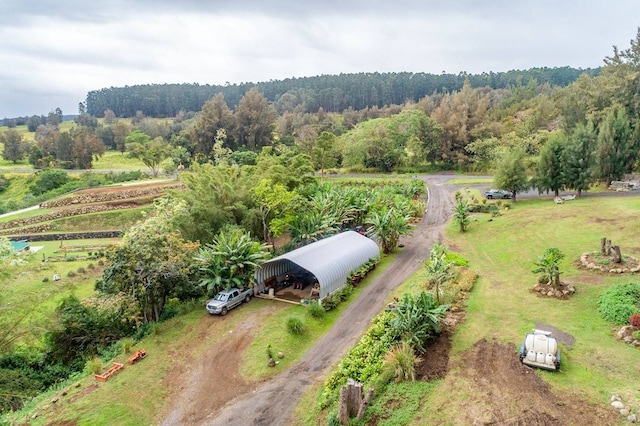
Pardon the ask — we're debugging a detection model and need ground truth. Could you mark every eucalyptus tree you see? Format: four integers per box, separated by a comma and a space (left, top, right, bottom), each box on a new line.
234, 87, 277, 151
190, 93, 236, 157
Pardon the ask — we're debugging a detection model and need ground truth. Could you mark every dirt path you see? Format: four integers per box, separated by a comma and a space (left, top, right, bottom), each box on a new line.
188, 175, 454, 426
158, 175, 625, 425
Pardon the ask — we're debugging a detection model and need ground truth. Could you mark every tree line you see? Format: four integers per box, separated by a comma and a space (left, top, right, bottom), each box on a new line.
81, 67, 595, 118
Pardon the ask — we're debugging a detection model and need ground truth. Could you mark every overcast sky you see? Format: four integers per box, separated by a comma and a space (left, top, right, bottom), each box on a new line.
1, 1, 639, 118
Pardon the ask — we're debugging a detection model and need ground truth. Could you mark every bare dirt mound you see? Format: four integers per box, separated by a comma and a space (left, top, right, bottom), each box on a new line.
448, 339, 617, 425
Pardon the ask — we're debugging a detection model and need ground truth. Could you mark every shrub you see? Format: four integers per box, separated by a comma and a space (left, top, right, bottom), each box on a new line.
88, 263, 95, 270
122, 337, 134, 354
42, 276, 49, 282
286, 316, 306, 335
322, 294, 340, 311
307, 301, 325, 319
86, 357, 102, 374
381, 342, 420, 383
67, 271, 76, 277
77, 267, 86, 274
629, 313, 640, 327
66, 255, 77, 262
598, 282, 640, 325
633, 331, 640, 341
444, 252, 469, 267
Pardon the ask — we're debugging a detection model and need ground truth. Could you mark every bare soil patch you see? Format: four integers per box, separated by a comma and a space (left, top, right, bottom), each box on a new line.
443, 339, 618, 425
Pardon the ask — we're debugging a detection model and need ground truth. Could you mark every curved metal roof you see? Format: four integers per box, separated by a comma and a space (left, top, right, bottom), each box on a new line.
255, 231, 380, 299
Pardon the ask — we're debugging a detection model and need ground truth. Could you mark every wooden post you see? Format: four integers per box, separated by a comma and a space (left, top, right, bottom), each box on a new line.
606, 239, 612, 256
356, 388, 375, 420
600, 237, 607, 255
612, 246, 622, 263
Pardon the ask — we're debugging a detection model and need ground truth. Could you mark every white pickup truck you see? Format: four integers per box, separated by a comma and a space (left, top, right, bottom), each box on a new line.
205, 287, 253, 315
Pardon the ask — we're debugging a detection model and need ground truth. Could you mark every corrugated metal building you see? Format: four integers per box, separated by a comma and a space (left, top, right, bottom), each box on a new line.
254, 231, 380, 300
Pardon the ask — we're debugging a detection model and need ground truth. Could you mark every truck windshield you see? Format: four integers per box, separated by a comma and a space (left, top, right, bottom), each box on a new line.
213, 293, 227, 301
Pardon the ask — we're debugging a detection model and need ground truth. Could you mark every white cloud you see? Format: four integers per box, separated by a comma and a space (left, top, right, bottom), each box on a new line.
1, 1, 639, 117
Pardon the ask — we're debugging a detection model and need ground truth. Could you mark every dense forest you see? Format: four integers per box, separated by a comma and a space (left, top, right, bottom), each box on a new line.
83, 67, 596, 118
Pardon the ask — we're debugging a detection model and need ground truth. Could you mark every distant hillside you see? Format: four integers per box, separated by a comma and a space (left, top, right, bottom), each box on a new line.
85, 67, 599, 118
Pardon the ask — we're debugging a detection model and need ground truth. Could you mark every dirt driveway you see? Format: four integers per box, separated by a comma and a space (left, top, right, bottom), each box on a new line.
159, 175, 454, 425
159, 176, 619, 425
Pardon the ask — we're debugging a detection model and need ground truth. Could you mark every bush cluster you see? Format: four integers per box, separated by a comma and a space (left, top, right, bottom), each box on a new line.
598, 282, 640, 325
286, 316, 306, 335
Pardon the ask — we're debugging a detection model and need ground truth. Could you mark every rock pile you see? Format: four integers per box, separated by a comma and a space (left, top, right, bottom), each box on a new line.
611, 394, 638, 423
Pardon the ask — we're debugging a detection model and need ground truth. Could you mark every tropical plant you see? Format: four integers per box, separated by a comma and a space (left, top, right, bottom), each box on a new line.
424, 243, 455, 303
366, 207, 412, 254
194, 228, 271, 295
453, 198, 470, 232
389, 291, 449, 352
532, 247, 565, 287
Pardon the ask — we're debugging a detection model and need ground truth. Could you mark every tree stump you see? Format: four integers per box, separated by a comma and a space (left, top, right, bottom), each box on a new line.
601, 237, 607, 256
606, 239, 612, 256
338, 379, 365, 424
356, 388, 375, 420
612, 245, 622, 263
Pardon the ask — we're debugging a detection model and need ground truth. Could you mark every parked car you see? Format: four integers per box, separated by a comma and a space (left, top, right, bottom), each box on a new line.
483, 189, 512, 199
206, 287, 253, 315
518, 329, 561, 371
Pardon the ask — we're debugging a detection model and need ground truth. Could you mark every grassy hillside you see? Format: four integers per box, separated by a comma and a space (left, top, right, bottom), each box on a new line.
3, 189, 640, 425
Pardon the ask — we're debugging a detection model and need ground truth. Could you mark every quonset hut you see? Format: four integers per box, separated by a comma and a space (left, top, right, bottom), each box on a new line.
254, 231, 380, 300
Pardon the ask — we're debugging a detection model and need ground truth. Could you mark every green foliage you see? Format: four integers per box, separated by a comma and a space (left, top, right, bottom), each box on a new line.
96, 197, 202, 322
493, 148, 529, 201
424, 243, 454, 304
266, 344, 274, 360
321, 285, 354, 312
286, 316, 306, 335
306, 301, 325, 319
444, 251, 469, 267
29, 169, 70, 196
86, 357, 102, 374
323, 311, 396, 398
389, 291, 449, 352
381, 342, 420, 383
453, 198, 470, 232
122, 337, 134, 354
532, 247, 565, 287
366, 207, 412, 254
194, 228, 271, 295
598, 282, 640, 325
